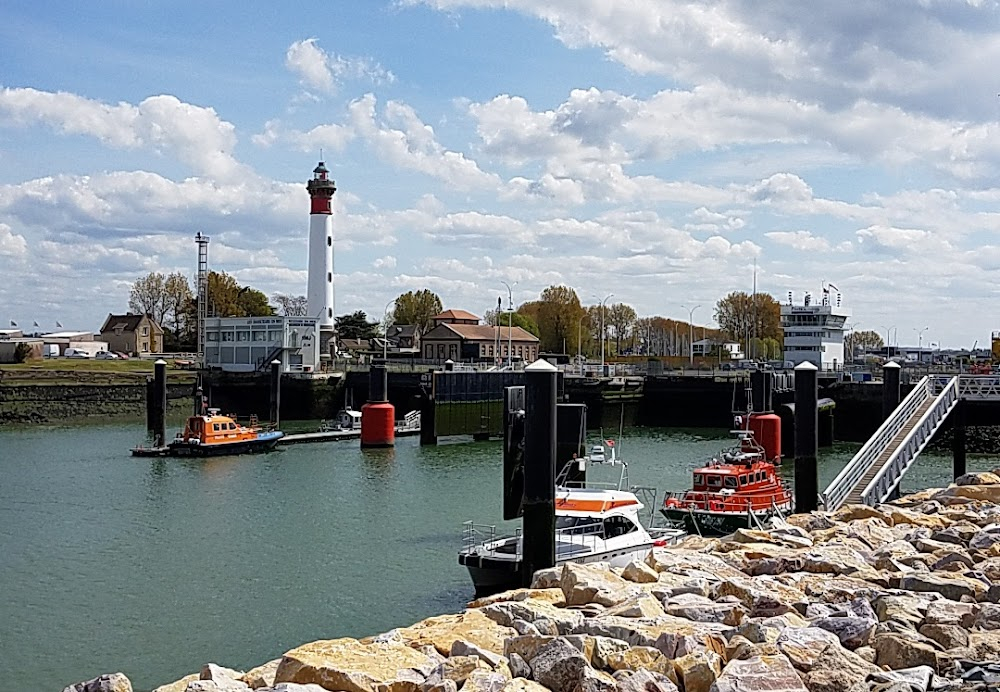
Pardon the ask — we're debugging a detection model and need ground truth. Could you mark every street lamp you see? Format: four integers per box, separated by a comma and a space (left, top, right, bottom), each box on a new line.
599, 293, 614, 373
681, 304, 700, 365
382, 298, 395, 360
916, 326, 929, 350
500, 280, 516, 368
881, 324, 896, 357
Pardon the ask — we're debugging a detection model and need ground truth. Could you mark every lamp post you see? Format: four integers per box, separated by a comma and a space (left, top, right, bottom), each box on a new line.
916, 325, 929, 355
382, 299, 395, 360
881, 324, 896, 358
501, 280, 516, 368
682, 304, 700, 365
599, 293, 613, 373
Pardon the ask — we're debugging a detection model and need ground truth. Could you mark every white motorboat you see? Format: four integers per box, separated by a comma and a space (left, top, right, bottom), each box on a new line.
458, 459, 684, 595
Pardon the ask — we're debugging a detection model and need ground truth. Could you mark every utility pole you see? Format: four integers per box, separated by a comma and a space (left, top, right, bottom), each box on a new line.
501, 281, 516, 368
600, 293, 613, 374
682, 304, 700, 366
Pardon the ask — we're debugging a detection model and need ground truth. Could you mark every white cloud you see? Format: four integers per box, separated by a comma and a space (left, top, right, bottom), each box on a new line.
0, 223, 27, 257
373, 255, 397, 269
285, 38, 395, 95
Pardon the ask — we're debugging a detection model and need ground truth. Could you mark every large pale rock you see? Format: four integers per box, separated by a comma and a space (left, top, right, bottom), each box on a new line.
459, 670, 508, 692
621, 560, 658, 583
604, 646, 677, 680
873, 633, 938, 670
710, 655, 808, 692
874, 595, 927, 629
832, 504, 893, 525
243, 660, 281, 689
793, 574, 884, 605
200, 664, 249, 691
970, 524, 1000, 551
574, 667, 617, 692
603, 591, 665, 619
430, 655, 492, 685
63, 673, 133, 692
613, 669, 679, 692
152, 674, 199, 692
923, 599, 978, 628
811, 616, 877, 650
918, 623, 969, 649
972, 603, 1000, 630
671, 651, 721, 692
527, 638, 591, 692
501, 679, 548, 692
392, 611, 516, 655
469, 588, 566, 609
529, 568, 562, 589
968, 631, 1000, 659
933, 485, 1000, 504
664, 593, 745, 626
776, 627, 878, 692
274, 639, 433, 692
900, 572, 986, 602
560, 562, 638, 607
955, 472, 1000, 486
479, 598, 584, 635
800, 544, 876, 577
575, 614, 728, 650
712, 576, 806, 617
786, 512, 836, 532
504, 635, 556, 665
645, 550, 746, 582
886, 506, 950, 529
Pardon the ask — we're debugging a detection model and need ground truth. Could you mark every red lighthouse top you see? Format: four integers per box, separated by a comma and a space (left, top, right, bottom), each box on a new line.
306, 161, 336, 215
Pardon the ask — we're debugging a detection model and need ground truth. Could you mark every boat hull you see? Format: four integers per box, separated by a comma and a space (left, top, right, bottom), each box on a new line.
459, 542, 655, 597
660, 505, 790, 536
167, 431, 284, 457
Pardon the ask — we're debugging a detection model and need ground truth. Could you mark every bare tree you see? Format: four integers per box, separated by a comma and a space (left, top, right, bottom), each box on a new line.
272, 293, 309, 316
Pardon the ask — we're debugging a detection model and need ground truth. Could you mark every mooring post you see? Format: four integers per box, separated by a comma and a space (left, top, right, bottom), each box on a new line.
269, 359, 282, 428
152, 359, 167, 447
193, 377, 204, 416
793, 361, 818, 514
361, 359, 395, 448
882, 361, 901, 420
521, 359, 558, 587
953, 399, 967, 479
419, 392, 437, 446
556, 403, 587, 486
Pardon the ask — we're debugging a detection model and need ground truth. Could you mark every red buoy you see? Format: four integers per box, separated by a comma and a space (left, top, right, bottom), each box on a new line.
749, 413, 781, 463
361, 402, 395, 448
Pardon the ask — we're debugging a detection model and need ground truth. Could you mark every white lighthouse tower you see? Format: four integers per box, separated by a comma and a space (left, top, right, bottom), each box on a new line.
307, 161, 336, 359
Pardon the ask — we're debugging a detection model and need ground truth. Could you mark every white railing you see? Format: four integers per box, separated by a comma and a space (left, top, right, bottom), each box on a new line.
822, 376, 933, 510
860, 376, 958, 505
461, 519, 608, 560
401, 410, 421, 430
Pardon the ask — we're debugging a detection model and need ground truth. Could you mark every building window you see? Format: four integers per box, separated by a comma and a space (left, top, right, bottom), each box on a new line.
222, 332, 235, 342
237, 331, 250, 342
425, 345, 433, 358
327, 236, 332, 247
141, 326, 149, 336
207, 332, 219, 341
141, 341, 148, 351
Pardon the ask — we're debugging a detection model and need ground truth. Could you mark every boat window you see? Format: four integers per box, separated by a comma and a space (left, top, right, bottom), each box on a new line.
212, 423, 220, 432
706, 475, 722, 487
228, 422, 237, 430
556, 516, 602, 536
724, 477, 738, 488
603, 515, 638, 539
739, 474, 748, 485
693, 474, 704, 486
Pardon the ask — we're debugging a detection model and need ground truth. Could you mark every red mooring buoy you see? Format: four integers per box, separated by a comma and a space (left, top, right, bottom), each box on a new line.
361, 401, 395, 448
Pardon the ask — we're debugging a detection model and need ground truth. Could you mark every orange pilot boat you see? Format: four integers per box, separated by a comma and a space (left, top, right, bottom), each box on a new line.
166, 409, 284, 457
661, 412, 792, 535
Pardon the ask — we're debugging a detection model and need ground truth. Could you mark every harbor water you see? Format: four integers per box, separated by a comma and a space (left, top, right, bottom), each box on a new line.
1, 422, 996, 691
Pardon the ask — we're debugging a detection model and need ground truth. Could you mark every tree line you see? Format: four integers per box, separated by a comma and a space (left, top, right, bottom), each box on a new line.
127, 272, 798, 359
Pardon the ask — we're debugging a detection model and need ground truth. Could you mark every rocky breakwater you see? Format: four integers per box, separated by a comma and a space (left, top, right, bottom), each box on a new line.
64, 470, 1000, 692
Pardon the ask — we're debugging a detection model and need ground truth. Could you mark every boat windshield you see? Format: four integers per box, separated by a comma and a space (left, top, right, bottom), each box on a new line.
556, 515, 602, 536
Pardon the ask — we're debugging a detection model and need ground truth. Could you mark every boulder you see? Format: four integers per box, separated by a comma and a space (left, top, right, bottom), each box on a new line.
508, 654, 530, 681
972, 603, 1000, 630
392, 611, 516, 655
886, 506, 950, 529
955, 472, 1000, 486
243, 660, 281, 689
469, 588, 566, 609
968, 631, 1000, 659
560, 562, 639, 607
786, 512, 836, 532
274, 639, 434, 692
530, 568, 562, 589
873, 634, 938, 670
670, 651, 722, 692
811, 616, 877, 650
200, 664, 249, 691
900, 573, 986, 602
460, 670, 508, 692
603, 646, 677, 680
874, 595, 927, 629
933, 485, 1000, 504
832, 504, 894, 525
931, 550, 975, 571
501, 680, 548, 692
603, 592, 665, 619
710, 655, 808, 692
575, 614, 728, 650
527, 638, 591, 692
664, 593, 746, 625
63, 673, 133, 692
776, 627, 878, 692
573, 667, 617, 692
152, 674, 199, 692
613, 669, 679, 692
588, 637, 632, 671
426, 657, 491, 686
923, 600, 978, 628
712, 576, 806, 618
918, 623, 969, 649
645, 550, 745, 582
621, 560, 658, 583
478, 598, 584, 635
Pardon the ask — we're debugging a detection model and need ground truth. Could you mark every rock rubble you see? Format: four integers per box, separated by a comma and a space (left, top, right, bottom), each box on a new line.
64, 471, 1000, 692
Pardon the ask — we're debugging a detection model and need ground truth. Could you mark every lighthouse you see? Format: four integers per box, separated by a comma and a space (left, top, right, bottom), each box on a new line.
307, 161, 336, 359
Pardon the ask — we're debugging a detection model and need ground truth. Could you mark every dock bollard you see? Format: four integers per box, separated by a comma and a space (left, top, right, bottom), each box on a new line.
793, 361, 818, 514
152, 359, 167, 447
269, 359, 282, 428
882, 361, 901, 420
953, 400, 967, 479
361, 360, 395, 448
521, 359, 558, 587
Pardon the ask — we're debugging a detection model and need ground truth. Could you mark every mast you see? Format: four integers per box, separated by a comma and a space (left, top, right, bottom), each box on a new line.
751, 258, 757, 361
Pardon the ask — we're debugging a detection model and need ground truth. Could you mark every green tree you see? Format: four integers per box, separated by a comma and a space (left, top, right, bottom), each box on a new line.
204, 272, 273, 317
163, 272, 193, 335
847, 329, 883, 359
336, 310, 379, 340
607, 302, 638, 353
392, 290, 443, 333
129, 272, 168, 325
531, 285, 584, 354
13, 342, 32, 363
483, 308, 541, 337
714, 291, 782, 359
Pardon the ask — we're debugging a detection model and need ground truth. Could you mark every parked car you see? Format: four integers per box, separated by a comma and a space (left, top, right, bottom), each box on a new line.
64, 348, 92, 358
95, 351, 119, 360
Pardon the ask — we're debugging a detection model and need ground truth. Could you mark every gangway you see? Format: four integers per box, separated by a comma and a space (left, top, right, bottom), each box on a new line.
822, 375, 959, 510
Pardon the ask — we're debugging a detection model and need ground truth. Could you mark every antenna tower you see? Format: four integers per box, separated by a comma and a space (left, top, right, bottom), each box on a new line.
195, 232, 210, 364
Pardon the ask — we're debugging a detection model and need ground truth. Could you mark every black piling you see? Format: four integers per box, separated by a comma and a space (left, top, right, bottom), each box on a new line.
369, 359, 388, 402
793, 361, 818, 514
193, 378, 204, 416
556, 403, 587, 486
269, 360, 282, 428
151, 359, 167, 447
953, 400, 967, 479
419, 393, 437, 446
503, 385, 526, 520
882, 362, 901, 420
521, 360, 558, 586
750, 370, 773, 413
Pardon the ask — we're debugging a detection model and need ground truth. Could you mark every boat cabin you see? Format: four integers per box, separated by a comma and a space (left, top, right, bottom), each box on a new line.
336, 408, 363, 430
181, 411, 258, 445
692, 464, 778, 493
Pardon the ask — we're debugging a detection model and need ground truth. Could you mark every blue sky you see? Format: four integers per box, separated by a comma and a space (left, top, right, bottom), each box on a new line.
2, 0, 1000, 348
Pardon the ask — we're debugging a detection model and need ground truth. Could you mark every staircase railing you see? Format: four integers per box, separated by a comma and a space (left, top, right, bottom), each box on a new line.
859, 376, 958, 505
822, 376, 932, 511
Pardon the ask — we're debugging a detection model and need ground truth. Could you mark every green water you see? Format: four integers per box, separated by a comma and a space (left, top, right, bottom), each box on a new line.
0, 423, 996, 691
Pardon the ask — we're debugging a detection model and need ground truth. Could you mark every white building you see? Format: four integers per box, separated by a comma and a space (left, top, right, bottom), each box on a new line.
692, 339, 744, 360
780, 289, 850, 371
203, 316, 320, 374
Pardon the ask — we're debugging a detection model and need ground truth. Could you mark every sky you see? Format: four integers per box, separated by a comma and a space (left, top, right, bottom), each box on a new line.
2, 1, 1000, 348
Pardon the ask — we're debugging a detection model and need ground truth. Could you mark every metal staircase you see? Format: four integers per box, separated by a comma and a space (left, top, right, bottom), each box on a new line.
823, 375, 959, 510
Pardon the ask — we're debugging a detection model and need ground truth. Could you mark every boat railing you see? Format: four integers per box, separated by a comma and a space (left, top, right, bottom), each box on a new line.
461, 521, 522, 556
462, 519, 615, 559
